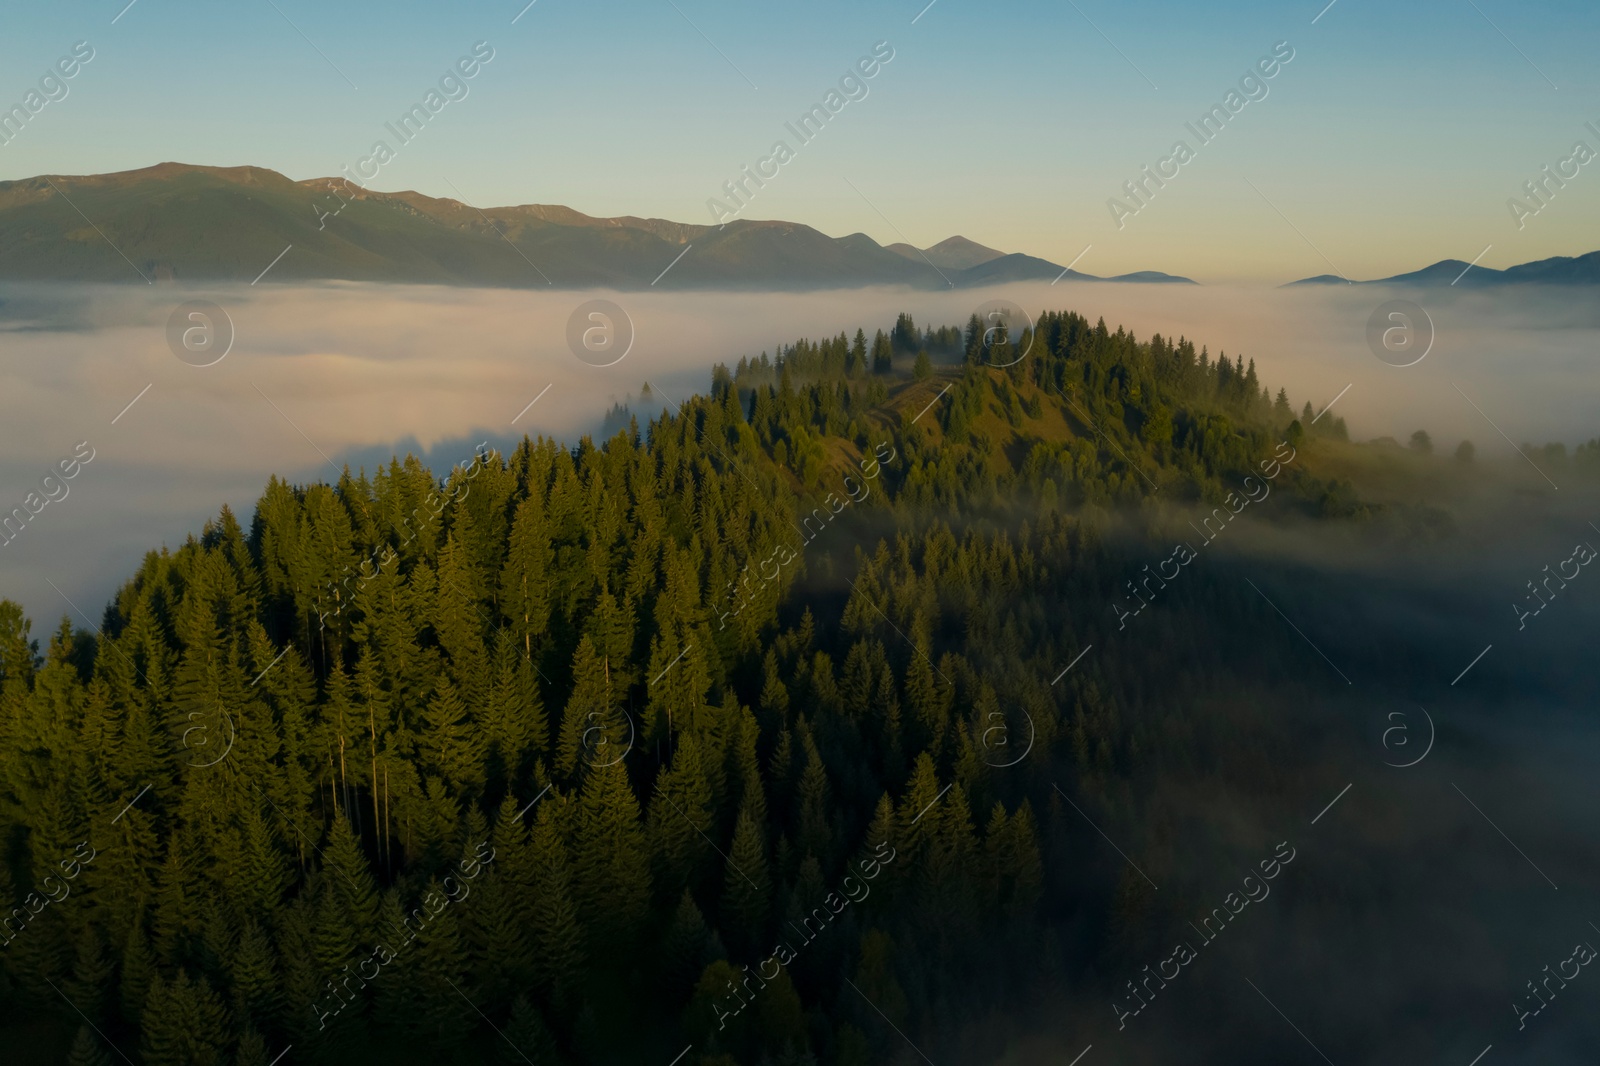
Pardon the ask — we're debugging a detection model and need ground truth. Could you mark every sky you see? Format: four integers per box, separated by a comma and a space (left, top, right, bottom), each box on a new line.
0, 0, 1597, 282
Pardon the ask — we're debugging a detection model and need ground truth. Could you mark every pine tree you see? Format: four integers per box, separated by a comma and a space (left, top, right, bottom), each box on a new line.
647, 733, 713, 903
233, 1027, 271, 1066
570, 759, 650, 949
526, 804, 585, 1005
228, 919, 283, 1032
500, 496, 553, 658
63, 926, 115, 1022
324, 813, 380, 943
119, 907, 154, 1027
466, 861, 533, 1014
897, 754, 943, 871
795, 740, 832, 863
432, 532, 487, 673
308, 882, 362, 1030
64, 1025, 115, 1066
418, 677, 479, 793
485, 628, 545, 783
152, 837, 198, 966
851, 930, 908, 1028
758, 649, 789, 731
661, 890, 712, 997
500, 995, 561, 1066
721, 802, 772, 958
140, 970, 232, 1066
236, 803, 290, 919
406, 880, 473, 1053
556, 637, 617, 781
729, 707, 768, 829
370, 890, 414, 1038
921, 784, 980, 938
411, 775, 462, 870
902, 646, 946, 754
997, 800, 1043, 917
871, 330, 893, 374
848, 329, 868, 376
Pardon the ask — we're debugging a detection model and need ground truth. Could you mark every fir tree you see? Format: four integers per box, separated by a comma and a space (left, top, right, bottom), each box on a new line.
526, 804, 585, 1005
140, 970, 232, 1066
64, 1025, 115, 1066
228, 919, 283, 1032
500, 994, 561, 1066
721, 802, 772, 958
570, 760, 651, 949
661, 890, 713, 997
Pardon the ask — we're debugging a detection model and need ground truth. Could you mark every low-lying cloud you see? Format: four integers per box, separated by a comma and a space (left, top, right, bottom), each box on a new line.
0, 278, 1594, 626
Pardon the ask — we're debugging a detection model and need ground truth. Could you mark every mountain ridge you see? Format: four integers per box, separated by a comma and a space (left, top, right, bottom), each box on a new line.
0, 162, 1193, 290
1285, 251, 1600, 288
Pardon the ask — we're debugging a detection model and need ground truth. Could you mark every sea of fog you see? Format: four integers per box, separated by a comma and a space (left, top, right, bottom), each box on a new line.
0, 278, 1596, 628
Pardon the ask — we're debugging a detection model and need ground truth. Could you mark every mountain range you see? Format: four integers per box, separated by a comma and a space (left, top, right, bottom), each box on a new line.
1287, 252, 1600, 288
3, 164, 1594, 291
0, 163, 1193, 291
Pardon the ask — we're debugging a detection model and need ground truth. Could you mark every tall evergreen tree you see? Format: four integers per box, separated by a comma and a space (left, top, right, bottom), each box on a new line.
526, 804, 585, 1005
721, 802, 772, 958
570, 760, 650, 949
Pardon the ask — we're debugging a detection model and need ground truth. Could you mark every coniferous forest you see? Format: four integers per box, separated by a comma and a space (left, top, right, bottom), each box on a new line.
2, 308, 1596, 1066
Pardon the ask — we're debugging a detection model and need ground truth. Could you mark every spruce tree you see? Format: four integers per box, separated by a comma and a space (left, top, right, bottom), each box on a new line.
119, 908, 154, 1028
64, 1025, 115, 1066
501, 497, 553, 658
721, 802, 772, 959
418, 678, 479, 793
795, 740, 832, 863
140, 970, 231, 1066
228, 919, 283, 1033
556, 637, 615, 781
408, 880, 473, 1053
646, 733, 713, 903
661, 890, 712, 997
233, 1027, 271, 1066
500, 994, 561, 1066
570, 760, 650, 949
526, 804, 585, 1005
466, 863, 532, 1014
324, 814, 379, 943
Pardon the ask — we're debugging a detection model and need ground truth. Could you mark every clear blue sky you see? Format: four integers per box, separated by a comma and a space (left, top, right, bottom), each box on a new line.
1, 0, 1597, 281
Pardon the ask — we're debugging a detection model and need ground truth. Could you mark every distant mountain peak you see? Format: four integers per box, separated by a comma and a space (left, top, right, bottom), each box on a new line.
1285, 251, 1600, 287
886, 235, 1006, 271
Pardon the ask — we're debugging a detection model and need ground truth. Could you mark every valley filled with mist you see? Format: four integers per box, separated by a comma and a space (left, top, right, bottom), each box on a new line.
1, 280, 1596, 1065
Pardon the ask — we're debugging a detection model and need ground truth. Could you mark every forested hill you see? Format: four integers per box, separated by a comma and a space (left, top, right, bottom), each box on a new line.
0, 309, 1587, 1066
